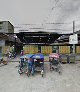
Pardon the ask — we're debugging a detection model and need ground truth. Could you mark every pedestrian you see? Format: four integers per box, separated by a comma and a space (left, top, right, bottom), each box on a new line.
20, 50, 24, 56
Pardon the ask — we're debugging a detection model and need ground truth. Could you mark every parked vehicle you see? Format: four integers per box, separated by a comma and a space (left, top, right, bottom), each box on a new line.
8, 51, 16, 59
32, 53, 44, 77
18, 54, 34, 75
49, 53, 62, 74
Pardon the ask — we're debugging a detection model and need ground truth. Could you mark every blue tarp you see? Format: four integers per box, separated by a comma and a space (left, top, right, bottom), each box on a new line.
20, 54, 34, 59
20, 54, 44, 59
32, 54, 44, 59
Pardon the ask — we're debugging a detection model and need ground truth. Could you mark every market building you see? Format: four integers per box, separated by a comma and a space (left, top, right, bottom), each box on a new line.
16, 31, 80, 62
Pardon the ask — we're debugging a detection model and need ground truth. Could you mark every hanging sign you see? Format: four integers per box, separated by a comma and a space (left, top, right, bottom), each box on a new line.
69, 34, 78, 44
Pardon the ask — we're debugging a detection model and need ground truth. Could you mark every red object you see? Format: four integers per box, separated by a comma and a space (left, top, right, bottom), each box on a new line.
25, 72, 28, 74
21, 51, 24, 56
49, 53, 59, 58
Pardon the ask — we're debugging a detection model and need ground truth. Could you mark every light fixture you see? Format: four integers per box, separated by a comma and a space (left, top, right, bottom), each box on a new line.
14, 34, 17, 38
48, 39, 49, 41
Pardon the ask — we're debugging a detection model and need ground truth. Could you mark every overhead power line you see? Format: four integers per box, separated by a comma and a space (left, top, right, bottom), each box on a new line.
46, 29, 71, 31
22, 24, 36, 25
41, 0, 61, 26
29, 28, 44, 29
46, 22, 72, 24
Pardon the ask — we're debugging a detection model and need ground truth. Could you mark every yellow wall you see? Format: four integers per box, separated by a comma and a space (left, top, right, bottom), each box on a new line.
23, 45, 80, 54
76, 46, 80, 54
41, 46, 52, 54
59, 46, 70, 54
23, 45, 38, 54
24, 45, 52, 54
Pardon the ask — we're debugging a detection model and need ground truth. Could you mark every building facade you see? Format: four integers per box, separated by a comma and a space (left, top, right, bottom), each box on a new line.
0, 21, 14, 55
0, 21, 14, 33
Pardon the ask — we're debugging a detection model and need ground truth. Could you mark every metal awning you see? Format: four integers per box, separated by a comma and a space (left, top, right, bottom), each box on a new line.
16, 32, 62, 45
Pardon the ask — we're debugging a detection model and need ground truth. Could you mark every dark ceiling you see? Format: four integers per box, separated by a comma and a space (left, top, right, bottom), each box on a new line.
16, 32, 62, 45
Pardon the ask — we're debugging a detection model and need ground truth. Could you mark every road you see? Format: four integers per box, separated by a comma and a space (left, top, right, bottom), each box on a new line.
0, 62, 80, 92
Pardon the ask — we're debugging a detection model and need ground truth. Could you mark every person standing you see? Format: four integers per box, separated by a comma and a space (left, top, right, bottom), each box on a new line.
20, 50, 24, 56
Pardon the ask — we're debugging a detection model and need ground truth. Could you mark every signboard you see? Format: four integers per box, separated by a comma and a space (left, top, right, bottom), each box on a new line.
69, 34, 78, 44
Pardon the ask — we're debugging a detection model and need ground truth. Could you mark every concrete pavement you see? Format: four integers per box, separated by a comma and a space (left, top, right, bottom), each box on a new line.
0, 62, 80, 92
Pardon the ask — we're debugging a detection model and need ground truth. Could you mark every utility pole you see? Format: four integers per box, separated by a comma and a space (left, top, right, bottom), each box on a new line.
14, 34, 17, 54
73, 21, 75, 54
